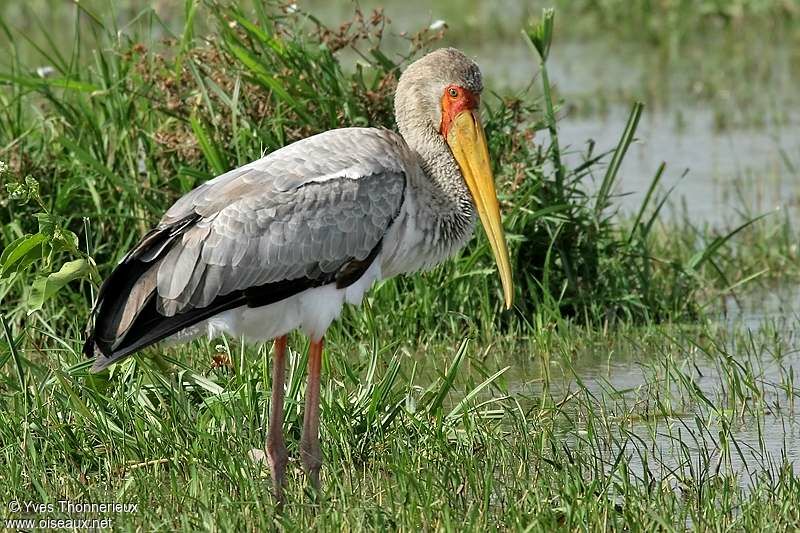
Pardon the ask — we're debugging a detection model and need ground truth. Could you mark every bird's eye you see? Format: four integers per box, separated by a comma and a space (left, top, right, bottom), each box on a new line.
448, 87, 459, 98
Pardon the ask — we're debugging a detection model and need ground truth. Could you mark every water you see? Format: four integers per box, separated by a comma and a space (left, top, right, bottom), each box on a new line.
511, 286, 800, 491
563, 348, 800, 492
559, 106, 800, 225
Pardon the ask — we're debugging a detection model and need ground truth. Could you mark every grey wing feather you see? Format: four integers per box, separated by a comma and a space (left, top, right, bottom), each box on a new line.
154, 127, 411, 316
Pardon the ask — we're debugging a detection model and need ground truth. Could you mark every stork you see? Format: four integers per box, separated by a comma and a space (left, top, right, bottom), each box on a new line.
84, 48, 513, 500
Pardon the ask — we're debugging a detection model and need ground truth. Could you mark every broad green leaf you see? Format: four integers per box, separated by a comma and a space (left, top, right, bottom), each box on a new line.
1, 235, 31, 266
50, 229, 80, 255
28, 259, 90, 313
1, 233, 47, 277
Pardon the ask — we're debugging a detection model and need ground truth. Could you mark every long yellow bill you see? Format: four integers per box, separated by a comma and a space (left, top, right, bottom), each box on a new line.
446, 110, 513, 309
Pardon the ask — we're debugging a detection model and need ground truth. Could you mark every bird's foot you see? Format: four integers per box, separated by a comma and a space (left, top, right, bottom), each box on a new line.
248, 447, 289, 505
300, 442, 322, 492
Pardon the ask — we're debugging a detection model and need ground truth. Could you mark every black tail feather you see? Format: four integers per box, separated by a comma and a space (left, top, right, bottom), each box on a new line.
84, 215, 200, 369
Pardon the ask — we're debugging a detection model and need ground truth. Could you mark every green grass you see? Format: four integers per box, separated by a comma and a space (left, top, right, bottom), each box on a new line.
0, 2, 799, 531
2, 316, 800, 530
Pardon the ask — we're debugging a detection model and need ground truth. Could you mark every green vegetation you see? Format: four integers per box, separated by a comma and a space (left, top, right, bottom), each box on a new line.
0, 2, 798, 531
2, 318, 800, 530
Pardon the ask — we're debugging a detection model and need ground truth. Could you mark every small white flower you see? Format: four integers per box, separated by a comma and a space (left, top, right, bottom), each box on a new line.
36, 66, 55, 78
287, 3, 298, 13
429, 19, 446, 31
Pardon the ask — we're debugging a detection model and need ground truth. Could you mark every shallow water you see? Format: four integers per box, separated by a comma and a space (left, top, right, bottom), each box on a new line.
567, 355, 800, 492
559, 106, 800, 225
482, 38, 800, 224
517, 285, 800, 490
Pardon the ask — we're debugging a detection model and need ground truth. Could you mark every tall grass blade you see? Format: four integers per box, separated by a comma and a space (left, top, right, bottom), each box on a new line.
595, 102, 644, 216
425, 338, 470, 414
446, 365, 510, 420
685, 214, 768, 272
628, 162, 666, 243
1, 316, 27, 396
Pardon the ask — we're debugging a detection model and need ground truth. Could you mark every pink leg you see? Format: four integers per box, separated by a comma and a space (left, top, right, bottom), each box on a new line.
300, 338, 324, 489
267, 335, 289, 502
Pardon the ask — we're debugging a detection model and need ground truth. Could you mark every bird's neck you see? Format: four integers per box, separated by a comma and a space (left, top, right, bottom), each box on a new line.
405, 129, 477, 252
416, 137, 473, 212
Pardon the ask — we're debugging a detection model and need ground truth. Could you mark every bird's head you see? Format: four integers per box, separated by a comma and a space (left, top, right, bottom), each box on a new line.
395, 48, 513, 309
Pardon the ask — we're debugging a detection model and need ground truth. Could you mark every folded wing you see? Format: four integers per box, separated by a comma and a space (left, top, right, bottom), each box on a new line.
85, 128, 410, 370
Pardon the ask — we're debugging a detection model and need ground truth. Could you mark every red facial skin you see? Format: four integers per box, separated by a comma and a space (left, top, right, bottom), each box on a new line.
439, 85, 480, 138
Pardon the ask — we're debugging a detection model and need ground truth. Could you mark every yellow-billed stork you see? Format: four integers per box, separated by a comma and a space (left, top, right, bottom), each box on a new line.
84, 48, 513, 499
